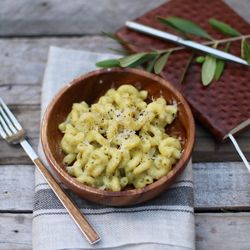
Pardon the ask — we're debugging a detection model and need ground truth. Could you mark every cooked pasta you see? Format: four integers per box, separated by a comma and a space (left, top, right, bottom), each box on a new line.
58, 84, 182, 191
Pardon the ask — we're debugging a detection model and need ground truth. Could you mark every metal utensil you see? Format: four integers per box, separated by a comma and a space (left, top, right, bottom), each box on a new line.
0, 97, 100, 245
126, 21, 249, 66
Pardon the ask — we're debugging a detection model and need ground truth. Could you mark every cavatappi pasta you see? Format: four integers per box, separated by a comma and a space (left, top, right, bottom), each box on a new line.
58, 84, 182, 191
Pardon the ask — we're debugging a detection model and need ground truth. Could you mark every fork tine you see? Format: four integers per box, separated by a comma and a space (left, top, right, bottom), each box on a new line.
0, 114, 12, 136
0, 98, 22, 130
0, 106, 18, 133
0, 123, 7, 139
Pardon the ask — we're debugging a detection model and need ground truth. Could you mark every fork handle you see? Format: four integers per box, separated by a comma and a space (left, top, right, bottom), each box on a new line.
20, 140, 100, 245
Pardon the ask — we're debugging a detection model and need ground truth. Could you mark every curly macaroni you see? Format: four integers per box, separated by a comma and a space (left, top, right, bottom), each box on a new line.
58, 84, 182, 191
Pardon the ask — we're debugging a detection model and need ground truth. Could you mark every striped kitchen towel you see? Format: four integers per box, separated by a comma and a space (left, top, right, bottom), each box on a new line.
33, 46, 195, 250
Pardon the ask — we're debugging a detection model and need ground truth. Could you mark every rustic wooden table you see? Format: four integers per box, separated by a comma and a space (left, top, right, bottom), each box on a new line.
0, 1, 250, 249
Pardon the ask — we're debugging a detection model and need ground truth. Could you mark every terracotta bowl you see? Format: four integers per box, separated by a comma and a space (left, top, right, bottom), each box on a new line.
41, 68, 195, 206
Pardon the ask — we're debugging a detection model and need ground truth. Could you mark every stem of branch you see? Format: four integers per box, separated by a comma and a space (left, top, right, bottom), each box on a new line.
156, 34, 250, 54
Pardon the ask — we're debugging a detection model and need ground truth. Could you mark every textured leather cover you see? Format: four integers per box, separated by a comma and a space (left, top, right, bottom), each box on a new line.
116, 0, 250, 141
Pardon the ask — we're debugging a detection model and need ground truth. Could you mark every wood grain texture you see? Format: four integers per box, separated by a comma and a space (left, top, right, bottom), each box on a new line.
0, 0, 166, 36
0, 214, 32, 250
195, 213, 250, 250
2, 213, 250, 250
0, 165, 34, 211
0, 37, 118, 85
0, 0, 249, 36
1, 162, 250, 211
0, 105, 39, 165
193, 162, 250, 210
0, 84, 41, 105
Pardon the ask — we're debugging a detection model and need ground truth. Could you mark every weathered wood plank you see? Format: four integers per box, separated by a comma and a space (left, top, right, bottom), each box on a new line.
0, 105, 249, 164
195, 213, 250, 250
0, 105, 39, 165
0, 166, 34, 211
0, 214, 32, 250
0, 36, 118, 85
0, 0, 166, 36
0, 0, 249, 36
0, 85, 41, 105
1, 212, 250, 250
193, 134, 250, 162
1, 162, 250, 211
193, 162, 250, 210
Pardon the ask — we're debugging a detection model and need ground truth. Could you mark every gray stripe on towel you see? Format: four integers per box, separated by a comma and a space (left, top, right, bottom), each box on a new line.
34, 186, 193, 211
35, 179, 193, 189
33, 208, 193, 218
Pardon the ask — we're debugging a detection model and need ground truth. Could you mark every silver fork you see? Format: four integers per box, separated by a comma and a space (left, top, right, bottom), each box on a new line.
0, 98, 100, 245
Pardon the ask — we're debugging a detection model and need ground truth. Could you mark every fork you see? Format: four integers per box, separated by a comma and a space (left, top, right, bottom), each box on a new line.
0, 98, 100, 245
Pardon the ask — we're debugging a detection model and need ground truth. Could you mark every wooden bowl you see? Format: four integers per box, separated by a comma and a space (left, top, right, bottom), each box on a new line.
41, 68, 195, 206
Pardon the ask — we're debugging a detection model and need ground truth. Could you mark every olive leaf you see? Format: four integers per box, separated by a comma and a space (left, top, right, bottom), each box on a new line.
201, 55, 217, 86
157, 16, 212, 40
96, 59, 121, 68
154, 52, 171, 74
208, 18, 241, 37
146, 54, 161, 72
119, 53, 147, 67
122, 53, 158, 68
214, 60, 225, 81
214, 43, 230, 80
242, 39, 250, 64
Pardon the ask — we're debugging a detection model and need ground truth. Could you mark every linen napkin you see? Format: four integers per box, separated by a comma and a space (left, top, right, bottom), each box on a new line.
33, 46, 195, 250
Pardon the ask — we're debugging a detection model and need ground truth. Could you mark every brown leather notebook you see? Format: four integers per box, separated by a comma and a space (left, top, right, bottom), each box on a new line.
116, 0, 250, 142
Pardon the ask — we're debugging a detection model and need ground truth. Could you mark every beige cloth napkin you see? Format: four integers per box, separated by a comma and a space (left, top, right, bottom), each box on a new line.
33, 46, 195, 250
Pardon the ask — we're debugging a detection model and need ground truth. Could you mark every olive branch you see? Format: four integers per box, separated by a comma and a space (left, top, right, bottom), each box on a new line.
96, 17, 250, 86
